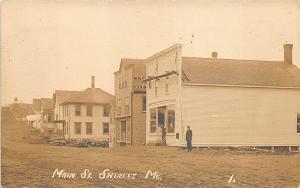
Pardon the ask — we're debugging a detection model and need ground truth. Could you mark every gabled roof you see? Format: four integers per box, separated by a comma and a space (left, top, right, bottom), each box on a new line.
54, 90, 81, 105
115, 58, 144, 74
62, 88, 114, 105
182, 57, 300, 87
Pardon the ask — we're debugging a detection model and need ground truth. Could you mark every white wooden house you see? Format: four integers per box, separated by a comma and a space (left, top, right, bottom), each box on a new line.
144, 44, 300, 149
60, 77, 114, 140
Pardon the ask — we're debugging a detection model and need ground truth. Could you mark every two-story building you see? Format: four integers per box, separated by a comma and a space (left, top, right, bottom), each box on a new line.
144, 44, 300, 150
114, 58, 146, 146
61, 77, 114, 140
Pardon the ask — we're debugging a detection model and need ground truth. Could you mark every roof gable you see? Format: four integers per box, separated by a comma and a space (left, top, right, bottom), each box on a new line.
54, 90, 81, 105
63, 88, 114, 104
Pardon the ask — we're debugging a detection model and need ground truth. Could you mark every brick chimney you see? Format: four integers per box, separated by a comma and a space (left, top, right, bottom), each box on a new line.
91, 76, 95, 88
283, 44, 293, 64
212, 52, 217, 58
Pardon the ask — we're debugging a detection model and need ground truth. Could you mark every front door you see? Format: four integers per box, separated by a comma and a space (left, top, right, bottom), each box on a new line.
158, 107, 167, 144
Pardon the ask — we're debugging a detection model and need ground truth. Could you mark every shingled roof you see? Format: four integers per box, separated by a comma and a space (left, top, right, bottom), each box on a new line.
53, 90, 81, 105
182, 57, 300, 88
62, 88, 114, 104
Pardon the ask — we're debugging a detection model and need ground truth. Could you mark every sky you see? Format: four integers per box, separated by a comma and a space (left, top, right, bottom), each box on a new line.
1, 0, 300, 105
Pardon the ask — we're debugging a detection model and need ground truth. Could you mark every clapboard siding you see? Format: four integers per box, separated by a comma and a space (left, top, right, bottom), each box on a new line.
181, 84, 300, 146
65, 104, 109, 140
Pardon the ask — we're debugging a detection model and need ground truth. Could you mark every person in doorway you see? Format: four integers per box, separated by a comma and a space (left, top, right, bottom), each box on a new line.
186, 126, 192, 151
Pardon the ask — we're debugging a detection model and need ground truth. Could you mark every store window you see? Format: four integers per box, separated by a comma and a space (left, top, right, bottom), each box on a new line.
150, 108, 157, 133
167, 105, 175, 133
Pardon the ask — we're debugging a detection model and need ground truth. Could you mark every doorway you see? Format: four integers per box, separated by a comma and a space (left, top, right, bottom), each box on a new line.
158, 107, 166, 144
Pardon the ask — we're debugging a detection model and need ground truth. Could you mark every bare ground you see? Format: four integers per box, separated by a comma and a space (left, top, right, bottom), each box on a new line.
1, 121, 300, 188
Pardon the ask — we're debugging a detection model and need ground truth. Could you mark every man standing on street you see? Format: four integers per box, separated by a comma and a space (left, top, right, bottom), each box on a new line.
186, 126, 192, 151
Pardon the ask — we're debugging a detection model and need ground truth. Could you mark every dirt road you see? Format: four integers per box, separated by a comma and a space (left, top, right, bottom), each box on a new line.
2, 121, 300, 187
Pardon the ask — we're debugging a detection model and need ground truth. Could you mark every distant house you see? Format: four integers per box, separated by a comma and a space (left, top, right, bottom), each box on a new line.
144, 44, 300, 149
61, 77, 114, 140
40, 98, 54, 123
113, 58, 146, 146
30, 98, 54, 129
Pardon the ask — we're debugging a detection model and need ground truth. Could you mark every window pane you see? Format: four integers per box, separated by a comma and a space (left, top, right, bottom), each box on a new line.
103, 123, 109, 134
124, 105, 129, 114
75, 105, 81, 116
86, 104, 92, 116
86, 122, 93, 135
116, 121, 121, 141
167, 105, 175, 133
74, 122, 81, 134
121, 121, 126, 141
103, 104, 110, 116
158, 107, 166, 128
117, 106, 121, 115
297, 114, 300, 124
150, 108, 157, 133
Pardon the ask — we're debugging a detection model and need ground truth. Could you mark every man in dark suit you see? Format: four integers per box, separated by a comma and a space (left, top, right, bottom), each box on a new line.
186, 126, 192, 151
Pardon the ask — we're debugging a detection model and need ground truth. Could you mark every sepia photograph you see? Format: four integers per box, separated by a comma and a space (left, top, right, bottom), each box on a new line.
1, 0, 300, 187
